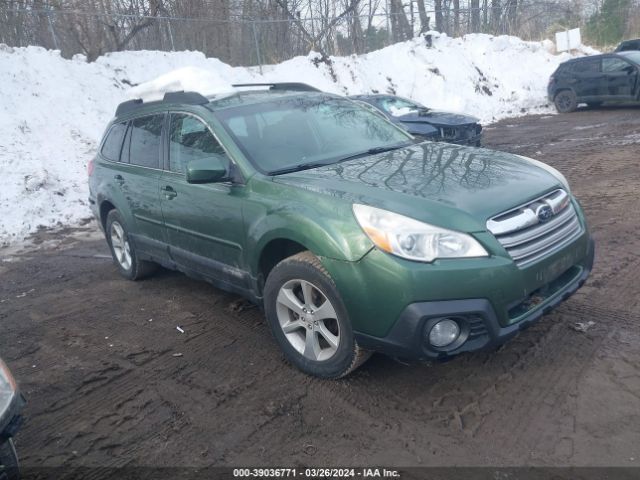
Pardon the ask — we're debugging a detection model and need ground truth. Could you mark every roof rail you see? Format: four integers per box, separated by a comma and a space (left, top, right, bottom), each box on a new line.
231, 82, 321, 92
162, 91, 209, 104
114, 90, 209, 117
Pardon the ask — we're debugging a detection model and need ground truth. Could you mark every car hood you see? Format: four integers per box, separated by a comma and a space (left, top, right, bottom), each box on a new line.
274, 142, 562, 233
397, 110, 479, 126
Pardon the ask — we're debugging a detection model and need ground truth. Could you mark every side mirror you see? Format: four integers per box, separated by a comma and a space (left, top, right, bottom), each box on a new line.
186, 156, 228, 184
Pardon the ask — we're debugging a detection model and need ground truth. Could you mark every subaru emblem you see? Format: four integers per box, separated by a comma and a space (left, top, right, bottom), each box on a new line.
536, 205, 553, 222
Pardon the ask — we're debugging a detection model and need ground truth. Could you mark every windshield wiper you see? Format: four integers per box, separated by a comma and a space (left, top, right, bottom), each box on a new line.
268, 161, 332, 176
268, 142, 412, 176
335, 142, 412, 163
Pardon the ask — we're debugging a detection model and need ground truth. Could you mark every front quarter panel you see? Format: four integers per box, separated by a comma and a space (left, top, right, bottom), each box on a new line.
243, 176, 373, 275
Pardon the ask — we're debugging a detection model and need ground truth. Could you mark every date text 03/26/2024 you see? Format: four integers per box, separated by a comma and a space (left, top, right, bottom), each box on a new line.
233, 468, 401, 478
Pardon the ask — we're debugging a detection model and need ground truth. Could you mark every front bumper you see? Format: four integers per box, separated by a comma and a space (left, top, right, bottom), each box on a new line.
354, 239, 594, 360
448, 132, 482, 147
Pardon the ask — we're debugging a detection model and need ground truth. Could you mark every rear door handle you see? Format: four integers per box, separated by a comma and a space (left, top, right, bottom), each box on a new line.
114, 174, 125, 185
161, 185, 177, 200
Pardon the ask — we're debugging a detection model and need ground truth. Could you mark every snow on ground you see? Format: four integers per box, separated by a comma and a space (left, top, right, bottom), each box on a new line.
0, 33, 596, 246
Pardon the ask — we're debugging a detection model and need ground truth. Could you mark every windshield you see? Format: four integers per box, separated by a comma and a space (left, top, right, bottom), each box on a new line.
377, 96, 426, 117
619, 51, 640, 64
214, 95, 411, 174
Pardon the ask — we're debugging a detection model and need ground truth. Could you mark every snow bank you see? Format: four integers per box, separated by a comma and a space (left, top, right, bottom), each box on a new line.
127, 66, 235, 101
0, 34, 595, 246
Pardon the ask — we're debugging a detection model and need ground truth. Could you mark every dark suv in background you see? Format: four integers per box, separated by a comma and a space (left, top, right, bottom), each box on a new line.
548, 51, 640, 112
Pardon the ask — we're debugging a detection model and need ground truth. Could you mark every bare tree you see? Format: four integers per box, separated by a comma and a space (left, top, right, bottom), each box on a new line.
471, 0, 480, 31
453, 0, 460, 35
416, 0, 430, 32
434, 0, 444, 31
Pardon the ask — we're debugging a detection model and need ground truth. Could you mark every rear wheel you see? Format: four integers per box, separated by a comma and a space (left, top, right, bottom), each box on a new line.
264, 251, 371, 378
554, 90, 578, 113
105, 210, 157, 280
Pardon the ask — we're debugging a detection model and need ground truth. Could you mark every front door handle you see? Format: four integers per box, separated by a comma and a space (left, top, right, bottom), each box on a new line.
161, 186, 177, 200
114, 174, 125, 185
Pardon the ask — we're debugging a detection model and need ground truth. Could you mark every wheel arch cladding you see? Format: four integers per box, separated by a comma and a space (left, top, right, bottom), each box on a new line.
99, 200, 116, 231
246, 208, 374, 280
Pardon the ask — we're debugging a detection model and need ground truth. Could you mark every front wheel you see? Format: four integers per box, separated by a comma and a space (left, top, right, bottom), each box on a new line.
554, 90, 578, 113
0, 438, 20, 480
264, 252, 371, 378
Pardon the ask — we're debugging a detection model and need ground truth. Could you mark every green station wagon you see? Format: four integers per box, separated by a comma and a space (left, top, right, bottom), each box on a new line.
88, 84, 594, 378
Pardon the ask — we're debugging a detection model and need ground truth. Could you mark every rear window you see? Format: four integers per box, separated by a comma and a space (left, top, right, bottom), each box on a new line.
100, 122, 127, 161
129, 114, 164, 169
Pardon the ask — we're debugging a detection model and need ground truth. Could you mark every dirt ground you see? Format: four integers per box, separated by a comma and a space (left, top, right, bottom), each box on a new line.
2, 105, 640, 474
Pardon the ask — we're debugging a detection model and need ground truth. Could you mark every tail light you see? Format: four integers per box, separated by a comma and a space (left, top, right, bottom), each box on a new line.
87, 158, 95, 177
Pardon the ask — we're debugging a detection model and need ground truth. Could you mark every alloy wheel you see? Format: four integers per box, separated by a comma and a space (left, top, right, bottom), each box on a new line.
110, 221, 132, 271
275, 279, 340, 361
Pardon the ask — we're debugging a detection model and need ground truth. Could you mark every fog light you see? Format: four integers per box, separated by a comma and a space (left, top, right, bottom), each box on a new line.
428, 319, 460, 347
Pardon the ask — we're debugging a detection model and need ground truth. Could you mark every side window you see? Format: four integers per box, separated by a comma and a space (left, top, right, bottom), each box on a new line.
100, 122, 127, 161
129, 114, 164, 169
573, 59, 601, 74
120, 122, 132, 164
603, 58, 632, 73
168, 113, 228, 174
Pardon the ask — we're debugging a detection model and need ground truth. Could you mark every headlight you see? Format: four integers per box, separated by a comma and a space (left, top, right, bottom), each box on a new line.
516, 154, 571, 193
353, 204, 488, 262
0, 359, 17, 415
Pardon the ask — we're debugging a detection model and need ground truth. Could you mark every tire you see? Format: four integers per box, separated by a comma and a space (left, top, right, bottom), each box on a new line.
263, 251, 371, 378
105, 210, 157, 281
554, 90, 578, 113
0, 438, 20, 480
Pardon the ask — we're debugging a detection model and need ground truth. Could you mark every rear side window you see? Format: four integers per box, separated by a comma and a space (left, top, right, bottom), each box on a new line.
129, 114, 164, 169
603, 57, 631, 73
572, 59, 600, 74
100, 122, 127, 161
168, 113, 228, 174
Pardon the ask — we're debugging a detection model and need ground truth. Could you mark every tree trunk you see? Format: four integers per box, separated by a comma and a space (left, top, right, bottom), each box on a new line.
434, 0, 444, 32
471, 0, 480, 32
507, 0, 518, 35
483, 0, 488, 30
453, 0, 460, 36
390, 0, 412, 41
416, 0, 430, 33
491, 0, 501, 34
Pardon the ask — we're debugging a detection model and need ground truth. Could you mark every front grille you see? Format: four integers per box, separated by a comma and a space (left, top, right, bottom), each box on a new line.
440, 127, 458, 139
487, 189, 583, 267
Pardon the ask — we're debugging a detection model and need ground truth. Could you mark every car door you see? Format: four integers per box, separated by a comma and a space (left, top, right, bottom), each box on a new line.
112, 114, 167, 259
160, 111, 248, 290
601, 56, 639, 99
570, 58, 602, 100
